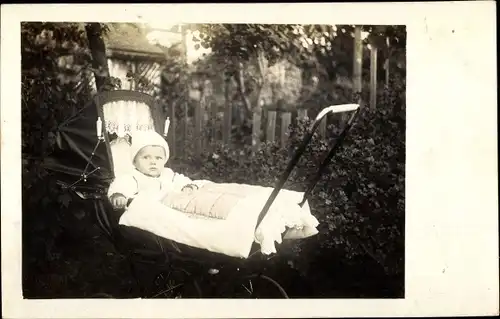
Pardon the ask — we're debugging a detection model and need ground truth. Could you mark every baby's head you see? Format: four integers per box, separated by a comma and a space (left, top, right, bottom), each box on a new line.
130, 131, 170, 177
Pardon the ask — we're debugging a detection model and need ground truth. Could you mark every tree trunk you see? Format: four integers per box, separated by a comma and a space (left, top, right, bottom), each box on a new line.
180, 25, 189, 158
353, 26, 363, 103
235, 62, 253, 119
370, 46, 378, 110
385, 36, 391, 88
85, 23, 110, 91
250, 50, 268, 153
223, 75, 232, 144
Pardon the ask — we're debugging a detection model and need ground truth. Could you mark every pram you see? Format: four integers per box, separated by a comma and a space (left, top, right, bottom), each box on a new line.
43, 89, 360, 298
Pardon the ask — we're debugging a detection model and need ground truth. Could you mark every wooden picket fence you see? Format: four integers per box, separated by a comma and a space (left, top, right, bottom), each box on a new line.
165, 100, 332, 160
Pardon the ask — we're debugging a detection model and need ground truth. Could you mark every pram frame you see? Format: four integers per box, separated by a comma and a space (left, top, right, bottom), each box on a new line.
55, 89, 360, 298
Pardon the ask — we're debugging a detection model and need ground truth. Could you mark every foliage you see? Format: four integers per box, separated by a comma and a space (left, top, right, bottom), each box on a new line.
158, 46, 191, 120
21, 22, 122, 207
190, 24, 405, 81
191, 24, 317, 64
22, 22, 95, 206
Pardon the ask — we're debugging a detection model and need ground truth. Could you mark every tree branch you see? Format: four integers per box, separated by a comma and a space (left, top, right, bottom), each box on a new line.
256, 49, 268, 87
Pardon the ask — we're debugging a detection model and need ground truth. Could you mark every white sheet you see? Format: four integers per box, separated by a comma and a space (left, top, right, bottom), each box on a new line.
118, 185, 319, 258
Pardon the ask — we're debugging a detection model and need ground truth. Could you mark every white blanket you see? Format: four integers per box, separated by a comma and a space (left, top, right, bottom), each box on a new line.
119, 184, 319, 258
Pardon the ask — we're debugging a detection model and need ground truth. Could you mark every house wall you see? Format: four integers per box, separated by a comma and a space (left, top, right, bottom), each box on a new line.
106, 58, 162, 95
84, 57, 163, 96
107, 58, 134, 90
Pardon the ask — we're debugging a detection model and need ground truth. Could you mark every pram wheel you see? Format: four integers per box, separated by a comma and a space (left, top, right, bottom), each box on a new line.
223, 274, 289, 299
151, 267, 202, 298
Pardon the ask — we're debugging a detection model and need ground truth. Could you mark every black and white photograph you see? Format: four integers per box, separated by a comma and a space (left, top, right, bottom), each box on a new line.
2, 2, 498, 318
19, 20, 407, 299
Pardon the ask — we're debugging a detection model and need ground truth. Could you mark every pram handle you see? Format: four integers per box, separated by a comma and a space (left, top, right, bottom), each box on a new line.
315, 103, 359, 118
255, 104, 361, 230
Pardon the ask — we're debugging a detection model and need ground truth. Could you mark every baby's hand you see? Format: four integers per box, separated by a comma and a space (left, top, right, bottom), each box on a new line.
110, 193, 128, 209
181, 183, 199, 193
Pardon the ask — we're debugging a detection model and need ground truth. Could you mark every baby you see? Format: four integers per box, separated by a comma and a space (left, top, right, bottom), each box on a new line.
107, 130, 198, 210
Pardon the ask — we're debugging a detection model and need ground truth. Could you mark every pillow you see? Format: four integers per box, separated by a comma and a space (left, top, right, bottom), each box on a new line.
160, 183, 256, 220
110, 137, 134, 177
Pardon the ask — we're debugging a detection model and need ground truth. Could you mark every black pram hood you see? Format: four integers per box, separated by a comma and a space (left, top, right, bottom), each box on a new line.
42, 98, 113, 192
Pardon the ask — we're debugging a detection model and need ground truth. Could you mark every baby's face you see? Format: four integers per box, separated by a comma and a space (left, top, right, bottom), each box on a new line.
134, 145, 166, 177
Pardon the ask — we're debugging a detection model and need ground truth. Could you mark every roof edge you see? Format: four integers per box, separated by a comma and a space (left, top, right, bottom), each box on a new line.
106, 48, 166, 62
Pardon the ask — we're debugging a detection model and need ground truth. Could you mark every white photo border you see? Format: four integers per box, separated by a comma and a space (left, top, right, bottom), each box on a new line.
1, 2, 498, 318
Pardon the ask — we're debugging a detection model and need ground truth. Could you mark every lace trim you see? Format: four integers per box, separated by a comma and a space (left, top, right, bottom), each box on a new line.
102, 100, 155, 137
104, 122, 156, 136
